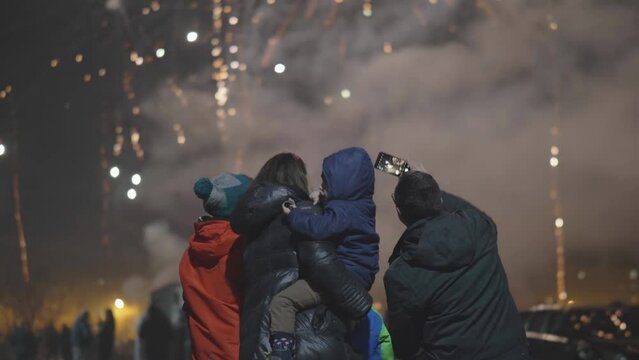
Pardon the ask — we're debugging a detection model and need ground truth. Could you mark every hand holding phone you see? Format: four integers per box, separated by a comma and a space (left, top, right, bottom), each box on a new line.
375, 152, 412, 177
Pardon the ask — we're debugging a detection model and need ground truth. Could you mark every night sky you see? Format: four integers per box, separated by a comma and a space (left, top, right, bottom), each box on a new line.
1, 0, 639, 326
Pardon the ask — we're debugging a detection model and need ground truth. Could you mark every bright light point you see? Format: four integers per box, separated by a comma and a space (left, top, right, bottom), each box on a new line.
567, 300, 575, 305
75, 54, 83, 63
559, 291, 568, 300
631, 269, 638, 280
229, 45, 239, 54
229, 16, 239, 25
177, 135, 186, 145
50, 59, 60, 68
274, 63, 286, 74
127, 189, 137, 200
131, 174, 142, 186
577, 270, 586, 280
186, 31, 198, 42
156, 48, 165, 58
549, 156, 559, 167
114, 298, 125, 309
555, 217, 564, 229
549, 21, 559, 31
551, 145, 559, 156
267, 0, 275, 4
340, 89, 351, 99
98, 68, 107, 77
383, 42, 393, 54
362, 4, 372, 16
135, 57, 144, 66
0, 144, 5, 156
109, 166, 120, 178
230, 61, 240, 69
429, 0, 438, 4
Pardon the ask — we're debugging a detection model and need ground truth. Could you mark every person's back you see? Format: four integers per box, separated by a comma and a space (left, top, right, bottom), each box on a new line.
233, 181, 357, 360
231, 152, 366, 360
60, 325, 73, 360
180, 173, 249, 360
139, 306, 172, 360
288, 147, 380, 289
97, 310, 115, 360
385, 172, 528, 360
72, 312, 93, 360
43, 323, 60, 360
10, 323, 37, 360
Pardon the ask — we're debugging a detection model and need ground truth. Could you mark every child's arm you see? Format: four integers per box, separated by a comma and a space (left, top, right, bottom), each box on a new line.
287, 202, 351, 241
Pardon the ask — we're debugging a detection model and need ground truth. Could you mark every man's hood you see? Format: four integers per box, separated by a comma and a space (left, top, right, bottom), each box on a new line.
230, 181, 307, 237
322, 147, 374, 201
188, 220, 240, 265
391, 213, 479, 271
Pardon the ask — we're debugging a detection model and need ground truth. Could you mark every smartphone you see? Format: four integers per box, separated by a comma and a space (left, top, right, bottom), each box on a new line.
375, 152, 411, 177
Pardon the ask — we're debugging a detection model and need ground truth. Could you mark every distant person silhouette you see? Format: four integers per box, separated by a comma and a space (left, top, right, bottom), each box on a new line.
97, 309, 115, 360
60, 324, 73, 360
9, 322, 37, 360
72, 311, 93, 360
43, 322, 60, 360
139, 305, 172, 360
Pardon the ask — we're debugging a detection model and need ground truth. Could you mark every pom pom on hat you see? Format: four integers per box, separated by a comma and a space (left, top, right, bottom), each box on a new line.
193, 177, 214, 200
194, 173, 252, 219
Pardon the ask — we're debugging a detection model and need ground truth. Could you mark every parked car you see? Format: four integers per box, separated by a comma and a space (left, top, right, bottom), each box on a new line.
522, 304, 639, 360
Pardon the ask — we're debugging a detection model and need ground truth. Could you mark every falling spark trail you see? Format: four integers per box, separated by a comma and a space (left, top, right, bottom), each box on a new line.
10, 135, 30, 285
260, 1, 303, 69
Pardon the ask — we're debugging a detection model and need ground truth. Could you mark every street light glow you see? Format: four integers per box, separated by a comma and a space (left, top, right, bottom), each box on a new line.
555, 217, 564, 229
109, 166, 120, 178
0, 143, 5, 156
114, 298, 125, 309
156, 48, 166, 58
186, 31, 198, 42
341, 89, 351, 99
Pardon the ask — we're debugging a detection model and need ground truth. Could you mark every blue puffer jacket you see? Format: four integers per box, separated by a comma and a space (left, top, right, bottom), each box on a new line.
288, 147, 380, 290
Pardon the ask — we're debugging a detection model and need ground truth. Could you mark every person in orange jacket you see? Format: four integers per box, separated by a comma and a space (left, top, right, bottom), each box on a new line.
179, 173, 251, 360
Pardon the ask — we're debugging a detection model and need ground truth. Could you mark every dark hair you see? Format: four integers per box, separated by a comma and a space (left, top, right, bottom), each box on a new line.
254, 153, 309, 195
393, 171, 443, 225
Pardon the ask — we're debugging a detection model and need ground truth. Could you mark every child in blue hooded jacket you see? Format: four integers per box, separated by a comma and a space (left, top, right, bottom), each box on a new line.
268, 147, 380, 360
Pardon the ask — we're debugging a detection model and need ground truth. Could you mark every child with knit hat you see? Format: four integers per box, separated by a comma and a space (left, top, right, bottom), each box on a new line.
179, 172, 251, 360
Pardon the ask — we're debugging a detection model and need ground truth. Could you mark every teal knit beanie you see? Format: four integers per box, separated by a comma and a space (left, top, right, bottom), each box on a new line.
193, 173, 251, 219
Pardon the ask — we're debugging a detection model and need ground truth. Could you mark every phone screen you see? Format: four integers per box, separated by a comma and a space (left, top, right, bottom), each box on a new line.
375, 152, 411, 177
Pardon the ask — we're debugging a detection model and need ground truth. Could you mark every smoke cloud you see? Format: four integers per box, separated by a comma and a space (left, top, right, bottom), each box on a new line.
122, 221, 185, 303
138, 0, 639, 307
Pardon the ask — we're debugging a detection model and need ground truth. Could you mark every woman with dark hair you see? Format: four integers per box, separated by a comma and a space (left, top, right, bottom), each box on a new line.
231, 153, 371, 360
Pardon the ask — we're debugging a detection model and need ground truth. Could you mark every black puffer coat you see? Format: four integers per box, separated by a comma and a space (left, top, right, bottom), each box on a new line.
384, 192, 528, 360
231, 182, 372, 360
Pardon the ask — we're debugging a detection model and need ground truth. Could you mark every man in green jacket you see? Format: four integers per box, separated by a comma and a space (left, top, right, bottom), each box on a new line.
384, 171, 529, 360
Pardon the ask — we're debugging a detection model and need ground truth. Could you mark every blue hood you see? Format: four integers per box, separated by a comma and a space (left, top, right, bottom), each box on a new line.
323, 147, 375, 201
